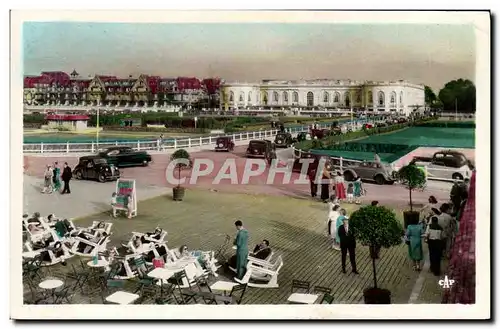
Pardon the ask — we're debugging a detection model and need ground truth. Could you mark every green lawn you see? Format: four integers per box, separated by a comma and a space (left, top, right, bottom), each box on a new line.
26, 190, 443, 304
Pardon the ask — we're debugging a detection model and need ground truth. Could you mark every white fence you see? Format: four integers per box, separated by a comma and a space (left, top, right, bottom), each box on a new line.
23, 122, 341, 154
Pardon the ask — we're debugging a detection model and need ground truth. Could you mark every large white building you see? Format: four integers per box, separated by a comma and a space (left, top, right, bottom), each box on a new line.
220, 79, 425, 116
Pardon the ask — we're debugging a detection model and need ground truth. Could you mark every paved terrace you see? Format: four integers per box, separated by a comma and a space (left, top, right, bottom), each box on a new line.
24, 190, 444, 304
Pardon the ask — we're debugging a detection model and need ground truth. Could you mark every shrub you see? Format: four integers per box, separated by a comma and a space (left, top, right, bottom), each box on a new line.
170, 149, 192, 187
396, 162, 427, 211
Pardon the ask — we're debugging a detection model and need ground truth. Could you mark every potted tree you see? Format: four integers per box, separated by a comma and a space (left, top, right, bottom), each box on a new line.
396, 162, 427, 228
170, 149, 192, 201
349, 205, 403, 304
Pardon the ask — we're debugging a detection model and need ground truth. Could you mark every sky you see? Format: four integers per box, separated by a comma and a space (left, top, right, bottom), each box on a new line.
22, 22, 476, 91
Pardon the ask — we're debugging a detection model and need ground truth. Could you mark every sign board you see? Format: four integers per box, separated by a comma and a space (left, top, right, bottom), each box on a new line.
115, 179, 137, 217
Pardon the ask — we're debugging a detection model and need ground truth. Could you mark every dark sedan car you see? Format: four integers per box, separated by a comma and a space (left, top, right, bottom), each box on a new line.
73, 156, 120, 183
214, 136, 235, 152
98, 146, 152, 167
274, 132, 293, 148
246, 140, 276, 162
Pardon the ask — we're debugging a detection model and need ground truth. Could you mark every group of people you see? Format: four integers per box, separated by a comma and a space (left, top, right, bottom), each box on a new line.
42, 162, 73, 194
309, 166, 366, 205
405, 190, 467, 275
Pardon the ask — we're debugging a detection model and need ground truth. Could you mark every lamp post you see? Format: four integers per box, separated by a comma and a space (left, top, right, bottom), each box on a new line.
96, 105, 100, 147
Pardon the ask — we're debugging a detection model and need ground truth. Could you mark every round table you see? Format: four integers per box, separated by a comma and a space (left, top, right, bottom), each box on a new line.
39, 279, 64, 303
39, 279, 63, 290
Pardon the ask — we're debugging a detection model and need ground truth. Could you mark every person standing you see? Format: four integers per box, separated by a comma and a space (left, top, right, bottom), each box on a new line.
353, 177, 364, 205
334, 172, 346, 201
61, 162, 73, 194
320, 164, 331, 203
405, 218, 424, 271
425, 216, 443, 276
42, 165, 53, 194
338, 217, 358, 274
233, 220, 249, 280
335, 208, 348, 247
327, 204, 341, 250
308, 167, 318, 198
438, 203, 454, 258
53, 162, 61, 193
126, 194, 134, 219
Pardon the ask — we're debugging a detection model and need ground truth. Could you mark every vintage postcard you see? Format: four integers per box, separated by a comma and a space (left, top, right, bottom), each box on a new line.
10, 10, 490, 320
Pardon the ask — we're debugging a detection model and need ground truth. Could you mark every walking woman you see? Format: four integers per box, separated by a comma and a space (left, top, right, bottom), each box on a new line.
335, 208, 348, 248
334, 172, 347, 201
352, 176, 364, 204
405, 218, 424, 271
53, 162, 61, 193
425, 216, 443, 276
42, 165, 53, 194
320, 163, 331, 203
327, 204, 341, 250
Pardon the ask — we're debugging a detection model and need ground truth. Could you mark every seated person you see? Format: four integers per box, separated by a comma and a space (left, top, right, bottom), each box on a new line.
81, 232, 108, 254
174, 245, 189, 259
131, 236, 143, 250
144, 244, 168, 262
27, 223, 43, 234
228, 240, 272, 269
140, 228, 163, 243
27, 212, 42, 224
54, 218, 69, 238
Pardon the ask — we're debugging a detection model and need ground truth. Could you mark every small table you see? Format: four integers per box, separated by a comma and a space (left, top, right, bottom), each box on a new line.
147, 268, 177, 300
87, 260, 109, 268
39, 279, 64, 303
210, 281, 238, 296
105, 291, 139, 305
287, 293, 319, 304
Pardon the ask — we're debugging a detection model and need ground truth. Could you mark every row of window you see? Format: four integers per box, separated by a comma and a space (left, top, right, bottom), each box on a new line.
228, 90, 404, 106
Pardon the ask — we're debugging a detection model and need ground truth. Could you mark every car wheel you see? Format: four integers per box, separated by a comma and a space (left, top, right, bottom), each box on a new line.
452, 173, 463, 181
374, 174, 386, 185
74, 170, 82, 180
98, 174, 106, 183
142, 160, 148, 167
343, 171, 354, 182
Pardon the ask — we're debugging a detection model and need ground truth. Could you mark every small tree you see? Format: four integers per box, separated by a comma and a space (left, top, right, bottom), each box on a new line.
396, 162, 427, 211
170, 149, 192, 188
349, 205, 403, 289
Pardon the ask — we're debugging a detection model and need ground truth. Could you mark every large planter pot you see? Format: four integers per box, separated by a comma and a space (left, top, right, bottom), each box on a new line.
363, 287, 391, 304
403, 211, 420, 229
172, 186, 185, 201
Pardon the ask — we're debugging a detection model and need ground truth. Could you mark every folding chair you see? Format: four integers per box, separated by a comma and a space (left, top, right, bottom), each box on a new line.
291, 279, 310, 293
167, 270, 198, 304
313, 286, 332, 295
53, 281, 79, 304
320, 293, 334, 304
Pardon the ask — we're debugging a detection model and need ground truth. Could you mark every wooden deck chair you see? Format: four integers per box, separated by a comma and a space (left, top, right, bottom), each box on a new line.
235, 255, 283, 288
91, 221, 113, 235
229, 251, 274, 274
70, 235, 110, 257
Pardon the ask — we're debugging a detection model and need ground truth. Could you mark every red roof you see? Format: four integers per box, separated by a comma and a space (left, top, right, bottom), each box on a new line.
40, 71, 71, 87
45, 114, 90, 121
176, 77, 202, 91
202, 78, 221, 94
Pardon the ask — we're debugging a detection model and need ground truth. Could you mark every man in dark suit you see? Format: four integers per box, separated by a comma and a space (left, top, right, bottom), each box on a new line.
338, 217, 359, 274
61, 162, 73, 194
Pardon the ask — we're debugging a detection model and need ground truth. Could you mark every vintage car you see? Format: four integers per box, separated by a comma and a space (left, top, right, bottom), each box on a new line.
413, 150, 473, 181
335, 160, 397, 185
214, 136, 235, 152
98, 146, 152, 167
295, 132, 308, 143
274, 132, 294, 148
73, 156, 120, 183
246, 140, 276, 161
310, 129, 332, 139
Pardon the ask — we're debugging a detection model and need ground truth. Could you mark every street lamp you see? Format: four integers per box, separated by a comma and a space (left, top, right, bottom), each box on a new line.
96, 105, 100, 148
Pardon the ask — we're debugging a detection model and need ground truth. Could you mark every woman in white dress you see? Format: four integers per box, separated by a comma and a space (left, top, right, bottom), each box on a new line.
327, 203, 341, 250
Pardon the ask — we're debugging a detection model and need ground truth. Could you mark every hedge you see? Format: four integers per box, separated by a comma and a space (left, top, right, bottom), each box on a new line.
413, 121, 475, 129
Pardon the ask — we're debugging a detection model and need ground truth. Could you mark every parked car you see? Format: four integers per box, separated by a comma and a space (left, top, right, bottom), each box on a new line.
295, 132, 308, 142
98, 146, 152, 167
73, 156, 120, 183
413, 150, 473, 181
363, 123, 374, 129
214, 136, 235, 152
274, 132, 294, 148
246, 140, 276, 162
336, 160, 397, 185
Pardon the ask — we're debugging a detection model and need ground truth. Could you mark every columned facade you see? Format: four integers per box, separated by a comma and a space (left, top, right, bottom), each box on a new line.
220, 79, 425, 116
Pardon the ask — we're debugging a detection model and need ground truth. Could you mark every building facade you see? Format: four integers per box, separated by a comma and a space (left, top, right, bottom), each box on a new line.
220, 79, 425, 115
23, 70, 221, 109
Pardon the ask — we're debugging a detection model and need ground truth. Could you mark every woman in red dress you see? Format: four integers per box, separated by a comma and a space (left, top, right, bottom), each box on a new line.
335, 172, 347, 201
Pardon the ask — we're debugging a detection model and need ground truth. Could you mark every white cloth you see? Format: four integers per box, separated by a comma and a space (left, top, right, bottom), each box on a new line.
327, 209, 340, 237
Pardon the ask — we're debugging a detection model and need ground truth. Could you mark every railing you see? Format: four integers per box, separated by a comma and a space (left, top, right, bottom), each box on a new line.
24, 121, 352, 154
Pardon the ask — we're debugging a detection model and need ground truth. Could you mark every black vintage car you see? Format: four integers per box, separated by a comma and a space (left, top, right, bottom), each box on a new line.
73, 156, 120, 183
98, 146, 152, 167
246, 140, 276, 162
214, 136, 235, 152
274, 132, 293, 148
